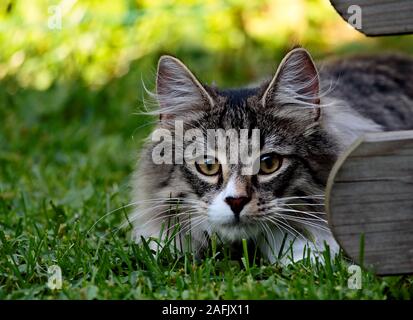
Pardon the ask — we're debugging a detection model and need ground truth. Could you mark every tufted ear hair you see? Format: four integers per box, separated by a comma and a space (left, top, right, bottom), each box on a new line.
156, 55, 214, 124
261, 48, 321, 121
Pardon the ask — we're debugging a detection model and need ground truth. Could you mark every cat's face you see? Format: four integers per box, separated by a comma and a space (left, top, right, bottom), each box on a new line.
147, 49, 339, 242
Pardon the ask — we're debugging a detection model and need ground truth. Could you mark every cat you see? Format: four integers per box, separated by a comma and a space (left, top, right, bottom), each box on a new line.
129, 48, 413, 265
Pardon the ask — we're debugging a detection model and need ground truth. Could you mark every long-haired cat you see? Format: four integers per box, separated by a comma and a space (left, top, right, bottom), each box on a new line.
130, 48, 413, 264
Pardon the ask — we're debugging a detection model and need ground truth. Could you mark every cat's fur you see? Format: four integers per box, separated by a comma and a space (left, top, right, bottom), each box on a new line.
130, 48, 413, 264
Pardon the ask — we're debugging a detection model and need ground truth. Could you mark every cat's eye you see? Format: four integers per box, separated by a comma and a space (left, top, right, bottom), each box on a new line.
259, 153, 282, 175
195, 157, 221, 176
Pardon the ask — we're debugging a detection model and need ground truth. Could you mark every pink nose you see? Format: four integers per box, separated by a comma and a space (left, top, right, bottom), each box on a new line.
225, 196, 251, 216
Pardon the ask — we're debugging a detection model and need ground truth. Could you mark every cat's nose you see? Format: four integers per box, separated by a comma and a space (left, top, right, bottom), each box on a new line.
225, 196, 251, 216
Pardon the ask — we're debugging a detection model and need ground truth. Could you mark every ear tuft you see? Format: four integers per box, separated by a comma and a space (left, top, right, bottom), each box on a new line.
262, 48, 320, 121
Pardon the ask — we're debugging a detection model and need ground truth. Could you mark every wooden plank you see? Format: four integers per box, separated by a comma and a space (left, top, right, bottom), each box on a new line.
330, 0, 413, 36
326, 130, 413, 275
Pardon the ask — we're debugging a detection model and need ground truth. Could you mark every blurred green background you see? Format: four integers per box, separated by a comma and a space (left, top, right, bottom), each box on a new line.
2, 0, 413, 299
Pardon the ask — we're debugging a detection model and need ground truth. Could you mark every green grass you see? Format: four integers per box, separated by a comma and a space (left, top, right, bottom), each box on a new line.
1, 58, 413, 300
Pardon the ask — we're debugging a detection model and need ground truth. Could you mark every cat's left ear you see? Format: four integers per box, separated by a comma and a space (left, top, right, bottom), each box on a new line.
262, 48, 321, 121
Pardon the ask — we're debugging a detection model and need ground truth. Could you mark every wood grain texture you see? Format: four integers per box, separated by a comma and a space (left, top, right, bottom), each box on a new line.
326, 130, 413, 275
330, 0, 413, 36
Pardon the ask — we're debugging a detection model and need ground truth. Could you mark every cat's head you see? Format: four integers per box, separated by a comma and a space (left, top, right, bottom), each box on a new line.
144, 48, 339, 242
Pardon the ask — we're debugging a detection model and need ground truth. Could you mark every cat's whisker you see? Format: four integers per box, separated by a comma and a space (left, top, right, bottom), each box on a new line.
258, 204, 327, 221
259, 218, 280, 254
121, 210, 204, 245
109, 208, 197, 244
179, 215, 208, 236
264, 216, 295, 238
153, 206, 205, 230
198, 226, 211, 252
278, 207, 327, 218
127, 197, 205, 206
86, 202, 142, 234
283, 203, 325, 207
266, 208, 331, 234
125, 212, 197, 233
130, 120, 159, 135
263, 215, 295, 238
277, 195, 325, 201
278, 207, 327, 221
264, 214, 308, 242
264, 219, 292, 258
126, 204, 192, 224
90, 197, 198, 231
257, 220, 269, 247
129, 196, 205, 202
277, 215, 327, 227
275, 214, 330, 233
262, 217, 298, 252
127, 208, 200, 229
248, 224, 260, 244
271, 197, 325, 206
251, 215, 279, 242
159, 217, 194, 239
126, 198, 207, 221
164, 215, 207, 244
276, 212, 328, 226
127, 202, 198, 219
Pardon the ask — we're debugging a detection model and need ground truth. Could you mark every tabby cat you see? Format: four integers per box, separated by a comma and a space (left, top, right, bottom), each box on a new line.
130, 48, 413, 264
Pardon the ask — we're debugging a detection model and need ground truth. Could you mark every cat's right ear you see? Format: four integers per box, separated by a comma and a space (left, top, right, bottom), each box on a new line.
156, 55, 214, 124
